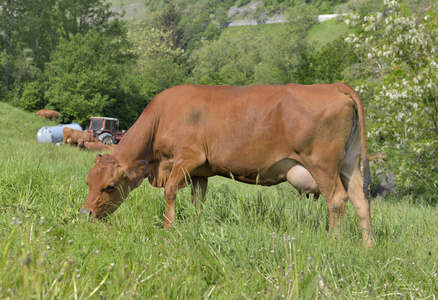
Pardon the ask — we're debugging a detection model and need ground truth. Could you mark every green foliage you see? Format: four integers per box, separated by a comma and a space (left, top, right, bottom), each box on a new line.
154, 2, 189, 51
128, 22, 188, 102
255, 4, 317, 84
0, 0, 119, 95
1, 102, 438, 298
188, 38, 259, 85
203, 23, 222, 41
356, 0, 385, 16
345, 1, 438, 197
43, 29, 139, 127
296, 37, 358, 84
11, 81, 46, 111
189, 4, 317, 86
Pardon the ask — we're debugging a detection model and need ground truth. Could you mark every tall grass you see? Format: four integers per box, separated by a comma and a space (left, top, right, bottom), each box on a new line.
0, 102, 437, 298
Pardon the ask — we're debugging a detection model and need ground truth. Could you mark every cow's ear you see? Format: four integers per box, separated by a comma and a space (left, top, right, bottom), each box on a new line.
125, 160, 149, 188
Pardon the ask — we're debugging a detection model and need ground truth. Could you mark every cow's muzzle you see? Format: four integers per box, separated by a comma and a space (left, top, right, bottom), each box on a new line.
80, 208, 92, 217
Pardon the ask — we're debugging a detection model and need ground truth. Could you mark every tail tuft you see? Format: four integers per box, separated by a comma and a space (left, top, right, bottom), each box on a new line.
363, 157, 372, 200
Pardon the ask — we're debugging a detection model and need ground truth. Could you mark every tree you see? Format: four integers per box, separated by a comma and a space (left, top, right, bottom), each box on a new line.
0, 0, 25, 91
187, 38, 259, 85
345, 0, 438, 196
295, 37, 358, 85
43, 28, 139, 127
254, 4, 317, 84
128, 21, 187, 104
155, 2, 189, 51
0, 0, 120, 104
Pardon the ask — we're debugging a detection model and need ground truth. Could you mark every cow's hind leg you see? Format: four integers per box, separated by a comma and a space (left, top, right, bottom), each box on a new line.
326, 177, 349, 233
311, 169, 349, 233
342, 163, 372, 248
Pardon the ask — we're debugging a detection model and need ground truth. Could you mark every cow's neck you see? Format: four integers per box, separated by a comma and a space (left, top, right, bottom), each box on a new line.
114, 104, 157, 166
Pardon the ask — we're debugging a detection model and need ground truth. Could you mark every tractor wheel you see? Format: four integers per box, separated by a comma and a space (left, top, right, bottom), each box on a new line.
99, 133, 115, 145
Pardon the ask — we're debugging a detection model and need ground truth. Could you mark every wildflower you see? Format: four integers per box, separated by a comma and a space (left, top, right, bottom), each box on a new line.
108, 263, 115, 272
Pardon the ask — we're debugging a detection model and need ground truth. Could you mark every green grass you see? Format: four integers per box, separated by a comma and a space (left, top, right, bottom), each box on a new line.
1, 102, 437, 298
308, 17, 349, 48
220, 17, 349, 50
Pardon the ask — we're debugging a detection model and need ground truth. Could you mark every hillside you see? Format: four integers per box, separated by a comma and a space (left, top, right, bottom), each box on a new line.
1, 100, 438, 299
108, 0, 350, 46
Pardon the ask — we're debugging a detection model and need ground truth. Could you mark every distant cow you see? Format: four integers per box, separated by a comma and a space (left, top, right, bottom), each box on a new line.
81, 83, 373, 248
62, 128, 93, 145
77, 139, 117, 152
35, 109, 59, 122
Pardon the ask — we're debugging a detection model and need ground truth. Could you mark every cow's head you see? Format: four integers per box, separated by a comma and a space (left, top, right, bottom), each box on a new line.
81, 154, 148, 219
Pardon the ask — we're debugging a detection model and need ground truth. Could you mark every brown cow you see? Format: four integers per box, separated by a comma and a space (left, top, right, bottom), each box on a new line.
81, 83, 372, 248
35, 109, 59, 122
77, 139, 117, 152
62, 127, 93, 145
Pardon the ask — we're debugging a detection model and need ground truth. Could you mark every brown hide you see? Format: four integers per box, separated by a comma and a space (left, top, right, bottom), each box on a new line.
35, 109, 59, 121
78, 140, 116, 153
62, 128, 93, 145
83, 83, 373, 248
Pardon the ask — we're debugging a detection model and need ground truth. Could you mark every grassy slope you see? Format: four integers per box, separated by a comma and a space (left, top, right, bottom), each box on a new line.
221, 18, 349, 49
307, 17, 349, 48
1, 102, 437, 298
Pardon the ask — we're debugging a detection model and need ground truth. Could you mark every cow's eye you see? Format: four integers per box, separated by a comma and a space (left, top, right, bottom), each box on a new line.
106, 185, 116, 191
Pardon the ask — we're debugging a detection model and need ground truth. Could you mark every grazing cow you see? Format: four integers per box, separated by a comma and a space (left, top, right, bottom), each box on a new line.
35, 109, 59, 122
81, 83, 372, 247
62, 127, 93, 145
78, 139, 117, 152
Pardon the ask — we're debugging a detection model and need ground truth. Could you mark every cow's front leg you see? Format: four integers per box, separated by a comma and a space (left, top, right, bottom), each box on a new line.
163, 157, 205, 228
163, 181, 179, 228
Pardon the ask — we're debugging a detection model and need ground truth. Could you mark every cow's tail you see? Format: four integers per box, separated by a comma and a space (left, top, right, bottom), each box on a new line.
336, 82, 371, 200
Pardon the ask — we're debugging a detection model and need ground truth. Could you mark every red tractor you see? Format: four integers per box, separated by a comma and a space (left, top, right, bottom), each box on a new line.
85, 117, 126, 144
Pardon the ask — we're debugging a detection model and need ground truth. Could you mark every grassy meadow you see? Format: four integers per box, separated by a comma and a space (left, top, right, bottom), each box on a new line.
307, 17, 348, 48
0, 102, 437, 299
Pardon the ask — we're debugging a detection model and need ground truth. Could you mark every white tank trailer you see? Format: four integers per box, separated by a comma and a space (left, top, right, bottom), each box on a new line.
37, 123, 82, 144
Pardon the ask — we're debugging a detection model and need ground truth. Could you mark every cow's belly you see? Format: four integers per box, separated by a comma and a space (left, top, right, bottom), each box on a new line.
203, 158, 320, 195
